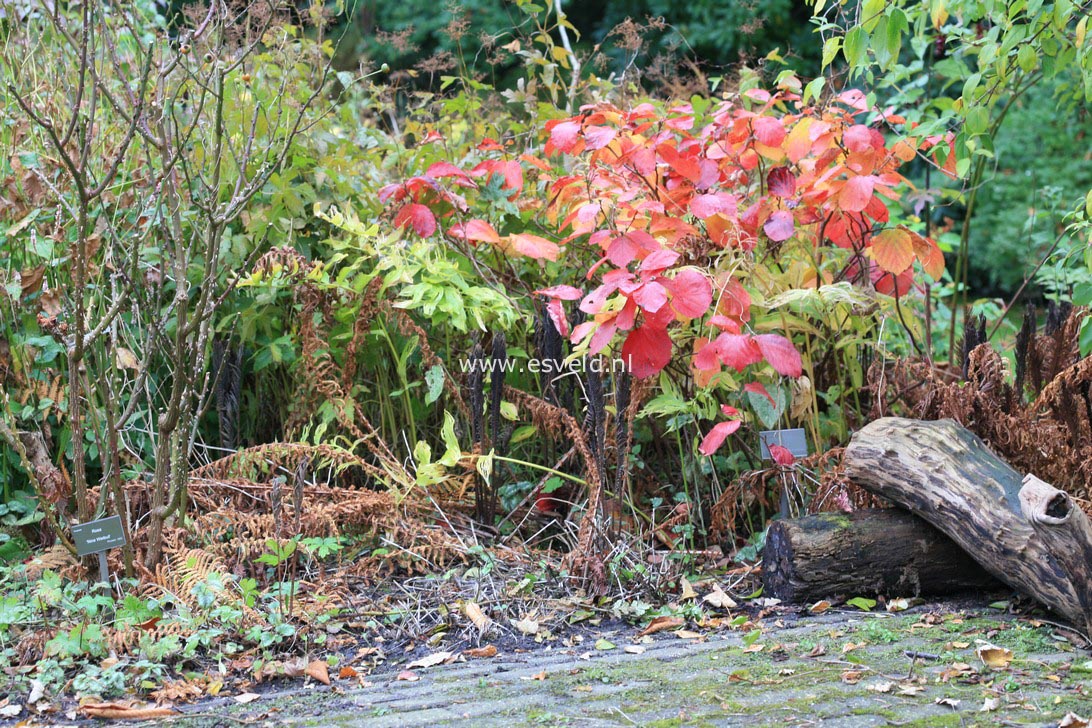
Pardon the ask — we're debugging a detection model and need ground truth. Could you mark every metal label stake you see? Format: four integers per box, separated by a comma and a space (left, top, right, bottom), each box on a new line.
71, 515, 127, 590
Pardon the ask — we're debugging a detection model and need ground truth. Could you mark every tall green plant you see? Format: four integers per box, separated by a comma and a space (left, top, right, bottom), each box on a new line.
811, 0, 1092, 359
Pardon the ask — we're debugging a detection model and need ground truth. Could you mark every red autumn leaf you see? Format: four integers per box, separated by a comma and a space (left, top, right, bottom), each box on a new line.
699, 419, 742, 456
871, 228, 915, 275
769, 444, 796, 466
842, 124, 874, 153
838, 176, 874, 213
754, 334, 803, 377
666, 269, 712, 319
632, 281, 670, 313
763, 211, 795, 242
548, 119, 583, 154
713, 333, 764, 372
583, 125, 617, 150
690, 193, 737, 219
743, 381, 775, 405
394, 204, 437, 237
767, 167, 796, 198
471, 159, 524, 195
753, 116, 786, 147
426, 161, 475, 186
717, 279, 752, 322
639, 248, 681, 273
545, 298, 570, 338
534, 285, 583, 300
449, 219, 500, 244
507, 233, 560, 261
621, 324, 672, 378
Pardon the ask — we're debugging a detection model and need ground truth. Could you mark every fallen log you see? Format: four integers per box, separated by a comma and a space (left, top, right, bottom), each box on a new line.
762, 509, 1000, 603
843, 417, 1084, 627
1019, 474, 1092, 636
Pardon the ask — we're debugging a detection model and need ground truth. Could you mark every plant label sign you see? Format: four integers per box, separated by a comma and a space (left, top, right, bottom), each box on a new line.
759, 428, 808, 460
72, 515, 126, 556
72, 515, 126, 587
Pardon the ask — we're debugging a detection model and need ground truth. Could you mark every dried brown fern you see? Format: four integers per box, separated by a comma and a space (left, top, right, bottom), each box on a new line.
870, 308, 1092, 510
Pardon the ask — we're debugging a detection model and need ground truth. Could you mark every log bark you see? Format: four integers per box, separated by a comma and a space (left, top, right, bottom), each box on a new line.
762, 509, 1001, 603
844, 417, 1083, 626
1019, 474, 1092, 636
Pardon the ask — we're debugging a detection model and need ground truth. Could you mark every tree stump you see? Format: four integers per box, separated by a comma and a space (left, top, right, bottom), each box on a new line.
763, 508, 1000, 603
843, 417, 1084, 626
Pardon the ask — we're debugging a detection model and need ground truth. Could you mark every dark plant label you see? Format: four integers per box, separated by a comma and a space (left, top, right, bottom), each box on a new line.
72, 515, 126, 557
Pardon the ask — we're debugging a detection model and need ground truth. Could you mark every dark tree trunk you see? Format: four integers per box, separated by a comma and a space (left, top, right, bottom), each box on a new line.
763, 508, 1001, 603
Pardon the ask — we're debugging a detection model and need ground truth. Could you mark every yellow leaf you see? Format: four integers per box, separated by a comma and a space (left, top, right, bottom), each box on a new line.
976, 644, 1013, 669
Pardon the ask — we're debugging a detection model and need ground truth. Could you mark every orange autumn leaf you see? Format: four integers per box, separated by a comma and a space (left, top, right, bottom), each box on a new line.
871, 228, 915, 275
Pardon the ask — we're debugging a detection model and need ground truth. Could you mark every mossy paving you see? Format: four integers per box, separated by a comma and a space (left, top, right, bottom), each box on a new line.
165, 604, 1090, 727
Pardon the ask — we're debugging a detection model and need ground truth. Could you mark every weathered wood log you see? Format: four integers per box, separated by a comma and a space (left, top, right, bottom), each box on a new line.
762, 509, 1001, 603
844, 417, 1083, 626
1019, 474, 1092, 636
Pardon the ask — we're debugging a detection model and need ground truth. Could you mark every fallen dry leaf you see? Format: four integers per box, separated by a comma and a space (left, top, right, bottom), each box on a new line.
407, 651, 454, 670
79, 702, 180, 720
886, 598, 910, 612
939, 662, 975, 682
841, 670, 862, 684
513, 617, 540, 636
703, 584, 737, 609
866, 681, 894, 693
520, 670, 547, 681
464, 645, 498, 659
950, 641, 970, 649
338, 666, 359, 680
638, 615, 685, 637
980, 697, 1001, 712
464, 602, 492, 632
0, 704, 21, 718
680, 577, 699, 601
306, 660, 331, 686
841, 641, 864, 653
804, 643, 826, 658
27, 680, 45, 705
1060, 713, 1089, 728
809, 600, 832, 614
396, 670, 419, 682
935, 697, 961, 709
741, 643, 765, 653
675, 630, 701, 640
233, 693, 261, 705
624, 645, 645, 655
976, 644, 1014, 669
896, 685, 925, 697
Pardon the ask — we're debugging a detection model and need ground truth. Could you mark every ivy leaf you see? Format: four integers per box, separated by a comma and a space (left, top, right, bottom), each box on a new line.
620, 324, 672, 378
871, 228, 915, 274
